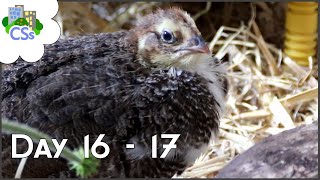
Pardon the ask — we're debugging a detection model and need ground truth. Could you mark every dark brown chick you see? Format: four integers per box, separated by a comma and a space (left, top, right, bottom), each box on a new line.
1, 8, 227, 178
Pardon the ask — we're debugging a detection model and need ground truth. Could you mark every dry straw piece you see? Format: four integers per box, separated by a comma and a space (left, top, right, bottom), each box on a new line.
177, 23, 318, 178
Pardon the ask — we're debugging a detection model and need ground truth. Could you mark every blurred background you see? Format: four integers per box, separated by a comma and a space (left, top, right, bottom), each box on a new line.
56, 2, 286, 48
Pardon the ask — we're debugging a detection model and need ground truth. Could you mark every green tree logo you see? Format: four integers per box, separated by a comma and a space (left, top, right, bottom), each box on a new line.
2, 16, 43, 35
34, 19, 43, 35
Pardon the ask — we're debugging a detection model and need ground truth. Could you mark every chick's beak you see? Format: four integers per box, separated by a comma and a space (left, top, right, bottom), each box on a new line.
177, 36, 211, 55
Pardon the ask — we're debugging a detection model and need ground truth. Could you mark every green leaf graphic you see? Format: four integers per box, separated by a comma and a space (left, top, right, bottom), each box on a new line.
2, 16, 8, 27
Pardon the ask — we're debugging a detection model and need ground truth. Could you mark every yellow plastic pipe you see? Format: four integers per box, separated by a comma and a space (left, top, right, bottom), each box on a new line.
284, 2, 318, 66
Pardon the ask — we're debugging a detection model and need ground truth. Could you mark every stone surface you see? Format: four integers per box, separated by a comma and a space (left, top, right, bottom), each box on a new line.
216, 121, 318, 178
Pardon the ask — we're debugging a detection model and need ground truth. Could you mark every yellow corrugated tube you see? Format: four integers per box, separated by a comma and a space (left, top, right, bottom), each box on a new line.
284, 2, 318, 66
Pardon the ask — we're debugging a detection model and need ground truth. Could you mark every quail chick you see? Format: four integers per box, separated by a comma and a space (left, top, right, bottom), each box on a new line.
2, 8, 228, 178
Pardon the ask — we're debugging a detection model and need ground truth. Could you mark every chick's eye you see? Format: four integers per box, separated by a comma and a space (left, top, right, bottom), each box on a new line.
161, 30, 176, 44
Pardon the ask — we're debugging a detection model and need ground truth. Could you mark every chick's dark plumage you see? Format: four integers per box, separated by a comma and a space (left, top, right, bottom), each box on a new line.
2, 8, 227, 178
